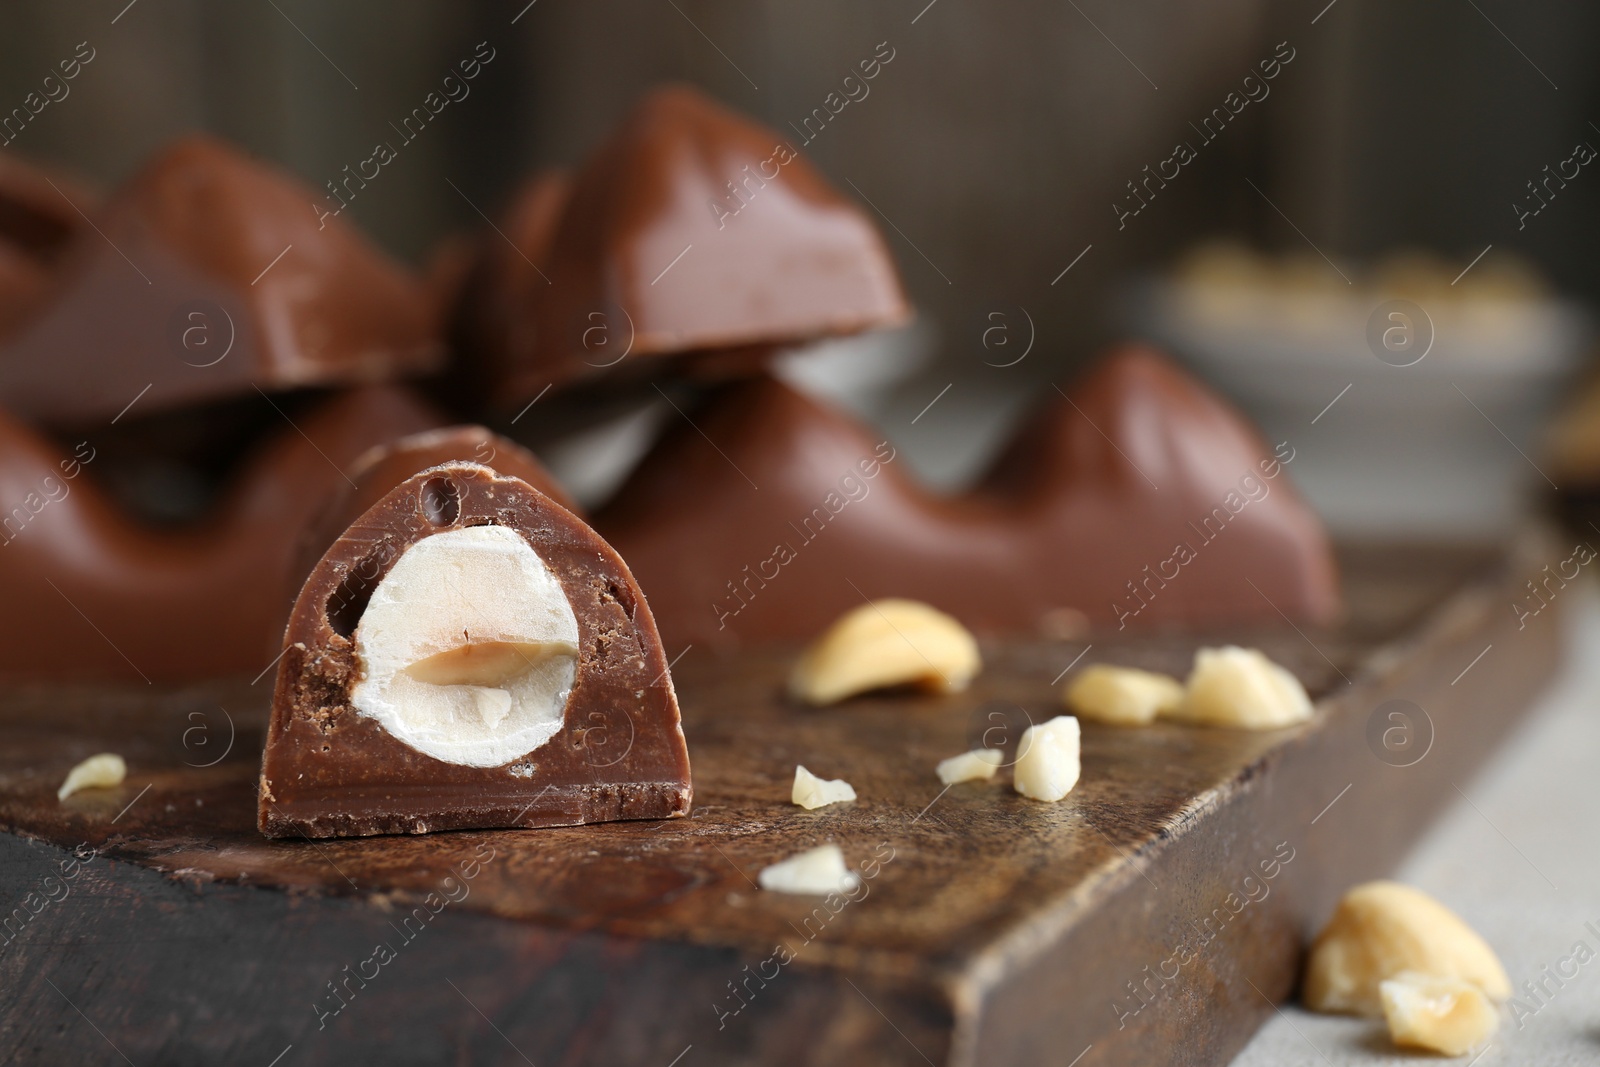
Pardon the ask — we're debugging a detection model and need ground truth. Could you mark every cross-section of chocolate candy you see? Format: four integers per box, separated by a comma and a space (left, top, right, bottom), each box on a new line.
259, 461, 691, 838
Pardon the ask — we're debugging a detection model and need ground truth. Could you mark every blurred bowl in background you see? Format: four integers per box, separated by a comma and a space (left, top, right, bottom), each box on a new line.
1127, 243, 1591, 538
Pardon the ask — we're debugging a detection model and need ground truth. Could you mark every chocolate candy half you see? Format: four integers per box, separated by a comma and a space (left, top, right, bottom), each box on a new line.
259, 461, 691, 838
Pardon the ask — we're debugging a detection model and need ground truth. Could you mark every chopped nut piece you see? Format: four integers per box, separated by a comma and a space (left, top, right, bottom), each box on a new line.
936, 748, 1003, 784
1064, 665, 1184, 725
1173, 646, 1313, 729
1012, 715, 1081, 802
1380, 971, 1499, 1056
758, 844, 860, 895
1304, 881, 1511, 1016
58, 753, 126, 801
791, 765, 857, 809
788, 599, 981, 706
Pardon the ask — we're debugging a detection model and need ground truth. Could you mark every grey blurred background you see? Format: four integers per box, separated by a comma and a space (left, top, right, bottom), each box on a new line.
5, 0, 1600, 531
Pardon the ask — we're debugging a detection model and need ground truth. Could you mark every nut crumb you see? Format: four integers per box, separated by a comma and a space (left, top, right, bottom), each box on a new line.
936, 748, 1002, 784
1064, 665, 1183, 726
1380, 971, 1498, 1055
791, 765, 856, 809
1172, 646, 1312, 729
57, 753, 125, 801
1013, 716, 1081, 802
758, 844, 859, 895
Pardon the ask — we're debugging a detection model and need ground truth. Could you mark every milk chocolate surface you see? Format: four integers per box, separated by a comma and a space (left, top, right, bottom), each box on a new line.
598, 346, 1339, 649
295, 424, 578, 581
260, 461, 691, 838
0, 136, 442, 424
0, 385, 439, 683
477, 85, 908, 404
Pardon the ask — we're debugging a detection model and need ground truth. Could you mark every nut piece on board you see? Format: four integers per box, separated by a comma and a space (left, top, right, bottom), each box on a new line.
1380, 971, 1499, 1055
1013, 716, 1081, 803
1173, 646, 1313, 729
788, 599, 980, 706
759, 844, 859, 895
1064, 665, 1184, 726
936, 749, 1002, 784
791, 766, 857, 810
1304, 881, 1511, 1016
58, 753, 126, 801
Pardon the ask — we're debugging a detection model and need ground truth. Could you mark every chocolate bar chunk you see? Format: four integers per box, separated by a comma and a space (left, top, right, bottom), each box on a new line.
471, 85, 909, 405
259, 460, 691, 838
0, 136, 443, 424
0, 385, 440, 683
597, 345, 1339, 649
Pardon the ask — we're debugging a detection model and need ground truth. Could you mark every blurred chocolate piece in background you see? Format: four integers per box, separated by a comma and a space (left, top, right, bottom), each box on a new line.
0, 385, 439, 683
599, 345, 1337, 651
466, 85, 910, 408
448, 170, 569, 407
0, 136, 443, 425
0, 154, 93, 338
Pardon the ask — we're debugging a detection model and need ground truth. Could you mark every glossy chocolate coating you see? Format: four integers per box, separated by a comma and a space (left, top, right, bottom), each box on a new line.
293, 424, 579, 583
0, 136, 443, 424
0, 385, 440, 683
598, 345, 1339, 650
259, 461, 691, 838
482, 85, 908, 403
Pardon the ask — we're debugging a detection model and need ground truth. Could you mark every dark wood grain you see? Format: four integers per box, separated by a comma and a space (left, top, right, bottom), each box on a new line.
0, 537, 1561, 1065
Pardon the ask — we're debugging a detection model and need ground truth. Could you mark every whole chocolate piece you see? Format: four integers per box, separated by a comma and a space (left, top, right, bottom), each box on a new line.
259, 461, 691, 838
0, 385, 440, 683
598, 345, 1339, 649
487, 85, 909, 404
0, 136, 442, 424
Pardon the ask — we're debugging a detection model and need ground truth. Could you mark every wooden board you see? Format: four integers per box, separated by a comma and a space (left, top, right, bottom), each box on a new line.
0, 536, 1563, 1066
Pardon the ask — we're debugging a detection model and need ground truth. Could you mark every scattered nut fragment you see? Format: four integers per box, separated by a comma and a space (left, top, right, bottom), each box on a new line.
1304, 881, 1510, 1017
1380, 971, 1499, 1056
758, 844, 860, 895
1064, 665, 1184, 726
788, 599, 980, 706
1012, 716, 1081, 802
936, 748, 1003, 784
58, 753, 126, 801
791, 765, 857, 809
1171, 646, 1313, 729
